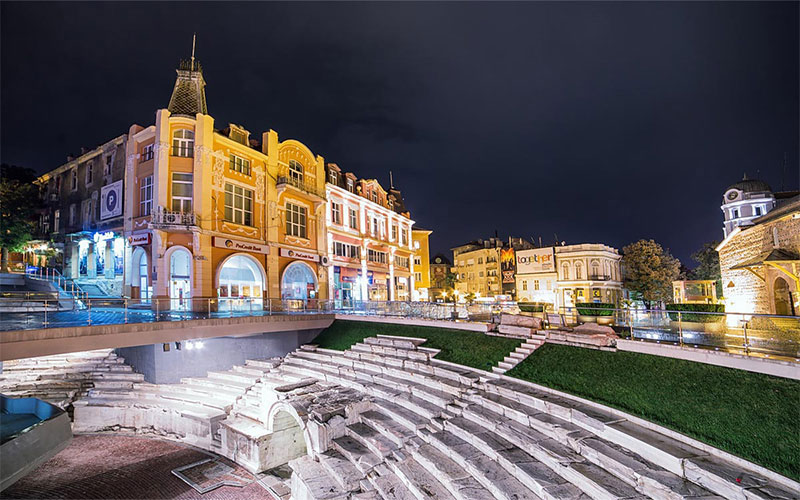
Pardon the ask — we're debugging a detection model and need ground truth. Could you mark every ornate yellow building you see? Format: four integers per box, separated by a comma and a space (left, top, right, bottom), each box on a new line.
123, 59, 328, 310
412, 228, 432, 301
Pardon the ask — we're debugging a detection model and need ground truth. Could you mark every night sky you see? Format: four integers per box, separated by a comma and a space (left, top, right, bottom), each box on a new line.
2, 2, 798, 265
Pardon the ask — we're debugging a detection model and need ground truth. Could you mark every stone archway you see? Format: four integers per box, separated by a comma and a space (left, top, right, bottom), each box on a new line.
774, 277, 795, 316
261, 403, 311, 471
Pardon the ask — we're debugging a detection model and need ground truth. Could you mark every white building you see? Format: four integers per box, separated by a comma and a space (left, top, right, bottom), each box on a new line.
555, 244, 623, 309
721, 176, 777, 238
515, 247, 558, 305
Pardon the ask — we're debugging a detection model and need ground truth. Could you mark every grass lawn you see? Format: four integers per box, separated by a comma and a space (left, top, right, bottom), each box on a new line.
506, 344, 800, 481
311, 319, 521, 372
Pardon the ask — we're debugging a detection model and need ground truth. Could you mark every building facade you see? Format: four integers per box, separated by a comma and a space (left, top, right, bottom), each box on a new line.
554, 244, 623, 308
429, 253, 452, 301
721, 176, 800, 238
122, 59, 329, 310
324, 164, 415, 304
35, 136, 128, 296
515, 247, 558, 305
672, 280, 718, 304
717, 196, 800, 316
451, 237, 534, 299
412, 228, 432, 301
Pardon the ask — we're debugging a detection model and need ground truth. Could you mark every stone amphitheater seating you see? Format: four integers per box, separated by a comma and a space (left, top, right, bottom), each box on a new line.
68, 336, 799, 500
0, 349, 139, 413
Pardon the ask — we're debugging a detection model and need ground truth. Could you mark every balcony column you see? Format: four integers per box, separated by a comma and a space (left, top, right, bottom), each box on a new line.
87, 242, 96, 279
388, 248, 395, 301
360, 247, 368, 301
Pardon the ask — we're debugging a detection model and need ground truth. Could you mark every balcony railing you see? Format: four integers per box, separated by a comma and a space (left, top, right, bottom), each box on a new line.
151, 207, 197, 226
589, 274, 613, 281
276, 168, 326, 200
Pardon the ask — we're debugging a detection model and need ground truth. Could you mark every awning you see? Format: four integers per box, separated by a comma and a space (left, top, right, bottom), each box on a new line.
729, 248, 800, 286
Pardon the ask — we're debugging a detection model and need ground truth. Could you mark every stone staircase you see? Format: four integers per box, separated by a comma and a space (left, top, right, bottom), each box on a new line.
72, 358, 283, 450
492, 334, 546, 374
275, 336, 799, 500
0, 349, 139, 415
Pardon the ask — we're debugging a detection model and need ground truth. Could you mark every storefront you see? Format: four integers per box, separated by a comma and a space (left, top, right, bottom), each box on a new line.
332, 265, 364, 305
168, 246, 192, 310
217, 254, 266, 311
394, 276, 410, 301
367, 271, 389, 301
281, 260, 318, 303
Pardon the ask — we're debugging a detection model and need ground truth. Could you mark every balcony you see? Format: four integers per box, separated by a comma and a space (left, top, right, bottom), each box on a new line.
150, 206, 197, 229
276, 168, 326, 202
589, 274, 612, 281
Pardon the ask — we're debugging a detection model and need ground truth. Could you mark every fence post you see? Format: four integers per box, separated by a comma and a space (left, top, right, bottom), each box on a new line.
44, 300, 48, 328
124, 299, 128, 324
678, 311, 684, 346
156, 298, 159, 322
87, 299, 92, 326
742, 314, 750, 356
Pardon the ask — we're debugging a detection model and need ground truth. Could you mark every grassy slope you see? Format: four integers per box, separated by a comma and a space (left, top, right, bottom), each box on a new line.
506, 344, 800, 481
311, 320, 521, 372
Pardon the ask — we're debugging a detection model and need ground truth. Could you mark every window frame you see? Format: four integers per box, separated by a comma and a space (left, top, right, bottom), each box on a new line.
224, 183, 254, 226
331, 202, 342, 225
286, 202, 308, 239
229, 153, 251, 176
288, 160, 304, 184
349, 208, 358, 230
85, 162, 93, 186
171, 172, 193, 212
139, 175, 153, 216
172, 129, 195, 158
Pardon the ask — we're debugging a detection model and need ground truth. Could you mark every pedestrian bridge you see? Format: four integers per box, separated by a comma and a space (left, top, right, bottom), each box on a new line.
0, 314, 335, 362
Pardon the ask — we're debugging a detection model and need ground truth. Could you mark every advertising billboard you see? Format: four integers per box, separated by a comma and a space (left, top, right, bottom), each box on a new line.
100, 180, 123, 220
515, 247, 555, 274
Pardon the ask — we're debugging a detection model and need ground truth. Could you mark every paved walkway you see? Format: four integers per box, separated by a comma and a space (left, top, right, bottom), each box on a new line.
2, 434, 276, 500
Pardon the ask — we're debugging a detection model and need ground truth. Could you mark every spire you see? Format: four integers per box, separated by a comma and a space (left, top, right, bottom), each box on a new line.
389, 171, 394, 189
167, 35, 208, 116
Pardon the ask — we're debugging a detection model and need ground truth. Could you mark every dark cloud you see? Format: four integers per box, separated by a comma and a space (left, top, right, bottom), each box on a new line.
2, 1, 797, 263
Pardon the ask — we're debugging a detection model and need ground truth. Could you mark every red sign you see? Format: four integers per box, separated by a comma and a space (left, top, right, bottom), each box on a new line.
129, 233, 151, 246
213, 237, 269, 254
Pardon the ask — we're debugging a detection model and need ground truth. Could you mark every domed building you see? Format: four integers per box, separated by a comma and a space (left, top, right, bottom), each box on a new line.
720, 175, 776, 238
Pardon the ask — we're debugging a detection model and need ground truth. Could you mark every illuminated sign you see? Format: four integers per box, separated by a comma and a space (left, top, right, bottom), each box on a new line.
516, 247, 555, 274
500, 247, 516, 284
280, 248, 319, 262
93, 231, 116, 243
129, 233, 151, 246
100, 180, 123, 220
213, 237, 269, 254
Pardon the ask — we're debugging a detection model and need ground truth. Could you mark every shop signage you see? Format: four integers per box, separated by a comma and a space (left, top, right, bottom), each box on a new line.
129, 233, 151, 246
100, 180, 123, 220
213, 237, 269, 254
280, 248, 319, 262
515, 247, 555, 274
500, 248, 516, 284
93, 231, 116, 243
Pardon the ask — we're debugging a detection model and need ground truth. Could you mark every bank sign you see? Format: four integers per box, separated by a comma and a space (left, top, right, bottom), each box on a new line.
516, 247, 555, 274
213, 237, 269, 254
280, 248, 319, 262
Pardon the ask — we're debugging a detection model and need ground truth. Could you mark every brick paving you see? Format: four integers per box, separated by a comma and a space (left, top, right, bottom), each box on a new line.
1, 434, 277, 500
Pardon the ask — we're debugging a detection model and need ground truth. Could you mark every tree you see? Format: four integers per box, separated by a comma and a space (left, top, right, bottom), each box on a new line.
0, 164, 41, 272
690, 241, 722, 298
622, 239, 681, 308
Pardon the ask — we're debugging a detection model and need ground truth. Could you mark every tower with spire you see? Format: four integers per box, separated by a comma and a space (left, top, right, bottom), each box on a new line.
167, 35, 208, 117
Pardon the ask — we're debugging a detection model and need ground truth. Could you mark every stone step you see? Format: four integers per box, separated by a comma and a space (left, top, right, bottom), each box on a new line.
206, 370, 260, 385
219, 415, 270, 440
74, 395, 225, 420
135, 386, 235, 412
502, 357, 518, 365
346, 422, 398, 458
332, 435, 384, 475
359, 411, 415, 448
408, 440, 493, 500
367, 463, 418, 500
372, 398, 436, 431
179, 381, 243, 400
492, 366, 507, 374
245, 358, 281, 370
232, 365, 266, 377
289, 454, 351, 500
183, 375, 251, 392
318, 450, 365, 492
233, 404, 264, 424
387, 450, 457, 500
509, 352, 527, 360
92, 380, 134, 390
90, 371, 144, 381
419, 428, 541, 500
351, 343, 432, 363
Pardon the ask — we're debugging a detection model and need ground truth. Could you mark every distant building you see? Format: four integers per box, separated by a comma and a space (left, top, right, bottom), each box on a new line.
34, 135, 128, 296
515, 247, 558, 306
451, 237, 533, 299
555, 244, 623, 308
412, 228, 432, 301
721, 175, 799, 238
717, 196, 799, 316
672, 280, 718, 304
429, 253, 451, 301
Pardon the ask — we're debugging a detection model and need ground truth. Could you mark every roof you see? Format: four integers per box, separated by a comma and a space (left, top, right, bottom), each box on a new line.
729, 248, 800, 270
726, 175, 771, 194
167, 60, 208, 116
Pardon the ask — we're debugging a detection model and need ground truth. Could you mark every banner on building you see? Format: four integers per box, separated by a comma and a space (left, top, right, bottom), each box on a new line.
100, 180, 123, 220
500, 247, 516, 284
516, 247, 555, 274
129, 233, 151, 246
280, 247, 319, 262
213, 237, 269, 254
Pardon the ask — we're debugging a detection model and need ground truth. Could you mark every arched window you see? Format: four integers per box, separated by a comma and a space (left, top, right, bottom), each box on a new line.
575, 262, 583, 280
591, 261, 600, 279
562, 264, 570, 280
289, 160, 304, 184
172, 129, 194, 157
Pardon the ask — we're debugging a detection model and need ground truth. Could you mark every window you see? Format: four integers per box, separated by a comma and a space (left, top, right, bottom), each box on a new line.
754, 205, 763, 216
478, 257, 483, 264
347, 178, 354, 192
349, 208, 358, 230
372, 217, 378, 236
172, 129, 194, 157
71, 169, 77, 191
371, 191, 378, 203
104, 155, 113, 175
286, 203, 307, 238
479, 271, 484, 277
395, 256, 409, 269
334, 241, 360, 259
54, 176, 62, 195
368, 249, 387, 264
522, 281, 528, 291
289, 160, 304, 184
575, 263, 583, 280
415, 272, 422, 281
592, 262, 600, 278
171, 173, 193, 212
54, 210, 60, 233
224, 183, 253, 226
69, 204, 76, 225
401, 228, 408, 246
331, 202, 342, 225
139, 175, 153, 216
141, 144, 154, 162
414, 256, 421, 265
562, 264, 569, 280
391, 224, 398, 241
731, 208, 739, 219
230, 154, 251, 175
85, 162, 93, 185
83, 199, 93, 225
329, 170, 337, 184
534, 280, 540, 291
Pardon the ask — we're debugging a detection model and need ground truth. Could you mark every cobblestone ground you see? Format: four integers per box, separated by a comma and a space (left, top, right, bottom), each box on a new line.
1, 434, 276, 500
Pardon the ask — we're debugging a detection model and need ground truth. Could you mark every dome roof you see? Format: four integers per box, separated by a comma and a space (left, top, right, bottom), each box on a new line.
727, 176, 772, 194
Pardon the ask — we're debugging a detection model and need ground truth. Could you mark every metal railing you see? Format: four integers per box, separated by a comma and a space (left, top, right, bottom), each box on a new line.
151, 207, 197, 226
546, 305, 800, 360
276, 168, 326, 199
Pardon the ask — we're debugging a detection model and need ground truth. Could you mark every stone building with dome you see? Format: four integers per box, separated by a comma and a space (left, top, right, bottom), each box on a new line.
720, 175, 798, 238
